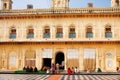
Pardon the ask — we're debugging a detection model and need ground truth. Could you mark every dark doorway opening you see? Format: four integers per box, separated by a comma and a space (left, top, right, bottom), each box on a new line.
43, 58, 51, 68
55, 52, 64, 69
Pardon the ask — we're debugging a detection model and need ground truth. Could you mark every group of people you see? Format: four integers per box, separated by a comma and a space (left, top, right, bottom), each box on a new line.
45, 63, 64, 74
67, 67, 79, 75
23, 66, 38, 72
49, 63, 60, 74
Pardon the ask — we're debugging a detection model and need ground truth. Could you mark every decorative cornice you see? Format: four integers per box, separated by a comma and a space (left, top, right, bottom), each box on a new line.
0, 13, 119, 19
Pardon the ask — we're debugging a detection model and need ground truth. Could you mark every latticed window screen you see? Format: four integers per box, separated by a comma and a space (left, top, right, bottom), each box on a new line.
11, 29, 16, 34
105, 27, 111, 32
28, 29, 34, 34
70, 28, 75, 33
87, 27, 92, 33
57, 28, 63, 33
45, 29, 50, 34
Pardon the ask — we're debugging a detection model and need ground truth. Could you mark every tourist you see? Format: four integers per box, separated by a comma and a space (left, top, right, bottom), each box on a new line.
116, 67, 119, 72
51, 64, 55, 74
87, 68, 90, 73
56, 63, 60, 73
46, 68, 50, 74
30, 66, 33, 72
34, 67, 38, 72
26, 66, 30, 72
71, 67, 75, 74
23, 66, 26, 72
74, 67, 79, 73
97, 67, 102, 72
67, 68, 72, 75
61, 61, 65, 69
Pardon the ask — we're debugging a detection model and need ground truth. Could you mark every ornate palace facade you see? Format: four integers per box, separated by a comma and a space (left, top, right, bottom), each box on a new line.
0, 0, 120, 71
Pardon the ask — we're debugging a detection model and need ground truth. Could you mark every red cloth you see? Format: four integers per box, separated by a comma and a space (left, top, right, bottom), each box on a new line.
67, 68, 72, 75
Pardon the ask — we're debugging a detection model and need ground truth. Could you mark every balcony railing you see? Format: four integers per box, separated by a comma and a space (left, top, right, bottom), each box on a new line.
56, 33, 63, 38
9, 34, 16, 39
27, 33, 34, 38
105, 32, 112, 38
43, 33, 50, 38
69, 33, 76, 38
0, 7, 120, 15
86, 33, 93, 38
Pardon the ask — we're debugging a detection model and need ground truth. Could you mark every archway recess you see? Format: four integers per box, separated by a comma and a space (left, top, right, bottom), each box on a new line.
55, 51, 65, 69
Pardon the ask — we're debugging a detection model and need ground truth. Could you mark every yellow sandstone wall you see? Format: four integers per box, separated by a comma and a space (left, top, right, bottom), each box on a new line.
0, 42, 119, 72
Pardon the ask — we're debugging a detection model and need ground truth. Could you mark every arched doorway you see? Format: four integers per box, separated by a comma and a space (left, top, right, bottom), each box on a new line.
55, 52, 64, 69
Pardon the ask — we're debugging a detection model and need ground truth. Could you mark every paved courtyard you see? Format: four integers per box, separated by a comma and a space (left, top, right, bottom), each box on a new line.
0, 74, 120, 80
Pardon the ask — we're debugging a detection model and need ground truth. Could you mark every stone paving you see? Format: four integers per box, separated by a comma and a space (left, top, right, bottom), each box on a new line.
0, 74, 120, 80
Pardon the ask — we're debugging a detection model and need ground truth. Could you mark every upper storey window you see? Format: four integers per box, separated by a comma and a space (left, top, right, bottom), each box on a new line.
69, 27, 76, 38
27, 28, 34, 38
105, 26, 112, 38
43, 26, 50, 38
86, 26, 93, 38
10, 27, 16, 39
56, 27, 63, 38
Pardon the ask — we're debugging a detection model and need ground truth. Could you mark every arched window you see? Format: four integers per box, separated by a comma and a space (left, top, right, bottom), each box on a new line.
56, 26, 63, 38
27, 27, 34, 38
9, 27, 16, 39
105, 25, 112, 38
69, 26, 76, 38
86, 26, 93, 38
43, 26, 50, 38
